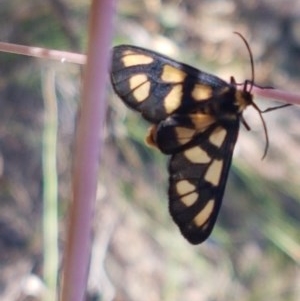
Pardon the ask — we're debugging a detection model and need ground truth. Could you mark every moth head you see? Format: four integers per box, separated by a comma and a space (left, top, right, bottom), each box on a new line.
234, 88, 253, 113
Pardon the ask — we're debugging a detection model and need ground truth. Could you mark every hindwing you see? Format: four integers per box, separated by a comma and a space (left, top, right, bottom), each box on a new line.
151, 116, 239, 244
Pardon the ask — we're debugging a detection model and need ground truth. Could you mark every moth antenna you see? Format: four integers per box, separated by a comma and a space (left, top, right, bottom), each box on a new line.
251, 102, 269, 159
234, 32, 269, 158
233, 32, 255, 92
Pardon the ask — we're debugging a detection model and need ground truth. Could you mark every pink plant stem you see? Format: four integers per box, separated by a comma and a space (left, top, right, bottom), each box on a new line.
60, 0, 114, 300
252, 86, 300, 106
0, 41, 86, 64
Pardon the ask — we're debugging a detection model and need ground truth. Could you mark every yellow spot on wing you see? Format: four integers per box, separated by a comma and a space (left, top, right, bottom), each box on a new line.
181, 192, 198, 207
129, 74, 150, 102
175, 127, 196, 145
191, 84, 212, 101
189, 114, 215, 131
164, 85, 183, 113
133, 83, 151, 102
176, 180, 196, 196
122, 53, 154, 67
129, 74, 148, 89
184, 146, 211, 163
161, 65, 187, 83
204, 159, 223, 186
193, 199, 215, 226
209, 127, 227, 147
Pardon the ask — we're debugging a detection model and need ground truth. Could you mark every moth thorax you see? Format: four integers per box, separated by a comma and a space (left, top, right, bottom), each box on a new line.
234, 90, 253, 112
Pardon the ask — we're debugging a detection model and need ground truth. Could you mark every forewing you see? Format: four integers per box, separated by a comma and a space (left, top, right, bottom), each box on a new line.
110, 45, 229, 123
158, 119, 240, 244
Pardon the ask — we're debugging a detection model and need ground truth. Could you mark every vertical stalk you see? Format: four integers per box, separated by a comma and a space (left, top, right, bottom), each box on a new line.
60, 0, 114, 300
42, 68, 58, 301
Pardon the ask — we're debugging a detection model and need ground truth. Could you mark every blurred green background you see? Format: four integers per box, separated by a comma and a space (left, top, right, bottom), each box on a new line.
0, 0, 299, 300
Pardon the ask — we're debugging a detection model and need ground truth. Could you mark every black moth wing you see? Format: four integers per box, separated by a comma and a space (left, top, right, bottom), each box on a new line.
110, 45, 230, 123
110, 44, 245, 244
153, 115, 240, 244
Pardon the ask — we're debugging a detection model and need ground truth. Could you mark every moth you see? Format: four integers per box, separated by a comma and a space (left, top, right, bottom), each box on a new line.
110, 34, 286, 244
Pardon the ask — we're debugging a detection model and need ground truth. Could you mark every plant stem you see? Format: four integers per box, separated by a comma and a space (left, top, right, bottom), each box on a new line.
60, 0, 114, 300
